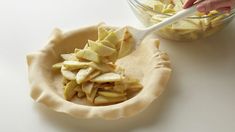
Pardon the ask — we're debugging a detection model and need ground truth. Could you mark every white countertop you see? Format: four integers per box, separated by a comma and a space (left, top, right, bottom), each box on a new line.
1, 0, 235, 132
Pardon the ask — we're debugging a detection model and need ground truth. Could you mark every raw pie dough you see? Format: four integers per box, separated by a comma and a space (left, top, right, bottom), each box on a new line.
27, 24, 172, 120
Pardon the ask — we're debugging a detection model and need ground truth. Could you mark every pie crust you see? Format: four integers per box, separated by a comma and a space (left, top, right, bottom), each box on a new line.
27, 24, 172, 120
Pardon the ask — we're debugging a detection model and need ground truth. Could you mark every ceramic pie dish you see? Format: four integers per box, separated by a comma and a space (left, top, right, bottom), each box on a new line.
26, 24, 172, 120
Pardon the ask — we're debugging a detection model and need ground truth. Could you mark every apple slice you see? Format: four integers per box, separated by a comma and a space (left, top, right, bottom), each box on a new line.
76, 49, 100, 63
100, 40, 115, 49
98, 26, 109, 41
173, 0, 183, 11
121, 76, 140, 84
64, 80, 78, 100
88, 40, 116, 56
91, 72, 123, 83
145, 0, 163, 8
63, 61, 90, 70
113, 83, 126, 93
118, 29, 134, 58
82, 82, 94, 95
61, 66, 76, 80
98, 91, 126, 98
153, 1, 164, 12
76, 67, 95, 84
52, 62, 63, 70
103, 32, 119, 45
61, 53, 77, 61
89, 62, 115, 72
85, 70, 101, 81
127, 83, 143, 91
162, 8, 175, 14
86, 87, 98, 103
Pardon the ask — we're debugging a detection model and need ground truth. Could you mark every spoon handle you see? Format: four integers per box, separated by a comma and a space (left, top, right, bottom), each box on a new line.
143, 3, 199, 36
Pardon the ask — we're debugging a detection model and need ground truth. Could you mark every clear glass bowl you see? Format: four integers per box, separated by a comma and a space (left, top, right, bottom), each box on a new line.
128, 0, 235, 41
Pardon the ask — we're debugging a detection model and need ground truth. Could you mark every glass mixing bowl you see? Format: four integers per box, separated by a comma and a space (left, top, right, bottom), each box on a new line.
128, 0, 235, 41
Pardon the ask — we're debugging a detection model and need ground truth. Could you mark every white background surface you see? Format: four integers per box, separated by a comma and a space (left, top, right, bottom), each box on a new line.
0, 0, 235, 132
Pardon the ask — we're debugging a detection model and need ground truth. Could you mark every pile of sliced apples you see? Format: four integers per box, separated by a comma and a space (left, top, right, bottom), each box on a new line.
52, 26, 142, 105
143, 0, 228, 40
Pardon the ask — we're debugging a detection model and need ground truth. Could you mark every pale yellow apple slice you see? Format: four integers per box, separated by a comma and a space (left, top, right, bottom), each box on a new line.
98, 91, 126, 98
162, 8, 175, 14
89, 62, 115, 72
145, 0, 163, 8
52, 62, 63, 70
83, 43, 90, 49
61, 66, 76, 80
64, 80, 78, 100
82, 82, 94, 95
86, 87, 98, 103
153, 1, 164, 12
63, 61, 91, 70
173, 0, 183, 11
61, 53, 77, 61
91, 72, 123, 83
166, 4, 174, 9
127, 83, 143, 91
74, 48, 80, 53
102, 85, 113, 90
76, 67, 95, 84
122, 76, 140, 84
88, 40, 116, 56
103, 32, 119, 45
76, 49, 100, 63
94, 83, 114, 90
100, 40, 115, 49
85, 70, 101, 81
113, 82, 126, 93
118, 29, 134, 58
98, 26, 109, 41
207, 10, 219, 16
94, 95, 127, 105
